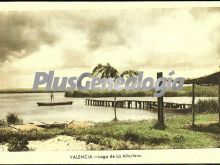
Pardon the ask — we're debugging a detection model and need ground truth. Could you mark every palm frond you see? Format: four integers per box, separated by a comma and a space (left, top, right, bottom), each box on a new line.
120, 69, 138, 78
92, 63, 137, 79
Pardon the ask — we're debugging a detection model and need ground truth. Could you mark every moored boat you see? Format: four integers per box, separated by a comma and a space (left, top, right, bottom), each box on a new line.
37, 101, 73, 106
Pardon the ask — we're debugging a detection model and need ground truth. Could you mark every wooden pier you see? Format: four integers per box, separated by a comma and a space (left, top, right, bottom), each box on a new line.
85, 99, 192, 113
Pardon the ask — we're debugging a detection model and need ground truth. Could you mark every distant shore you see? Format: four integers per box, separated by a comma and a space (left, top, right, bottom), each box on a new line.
0, 89, 65, 93
0, 85, 218, 97
65, 86, 218, 97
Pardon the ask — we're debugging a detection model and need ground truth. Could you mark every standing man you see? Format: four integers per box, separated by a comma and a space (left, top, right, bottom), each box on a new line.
50, 91, 54, 102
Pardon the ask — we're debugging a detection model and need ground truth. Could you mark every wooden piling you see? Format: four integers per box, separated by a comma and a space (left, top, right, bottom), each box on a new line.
218, 85, 220, 124
157, 72, 164, 125
192, 83, 195, 126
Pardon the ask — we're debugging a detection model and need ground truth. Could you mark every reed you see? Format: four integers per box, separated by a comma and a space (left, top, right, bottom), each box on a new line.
195, 99, 218, 113
6, 113, 23, 125
184, 85, 218, 97
65, 90, 153, 98
65, 86, 218, 98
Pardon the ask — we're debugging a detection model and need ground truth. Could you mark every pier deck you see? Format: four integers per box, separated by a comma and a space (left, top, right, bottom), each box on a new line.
85, 99, 192, 113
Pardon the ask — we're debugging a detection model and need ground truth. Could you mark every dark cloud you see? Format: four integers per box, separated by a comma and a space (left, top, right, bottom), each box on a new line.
87, 17, 127, 50
55, 11, 129, 51
0, 11, 57, 63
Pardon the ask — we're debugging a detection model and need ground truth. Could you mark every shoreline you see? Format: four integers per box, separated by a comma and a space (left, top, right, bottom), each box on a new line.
2, 120, 96, 132
0, 86, 219, 97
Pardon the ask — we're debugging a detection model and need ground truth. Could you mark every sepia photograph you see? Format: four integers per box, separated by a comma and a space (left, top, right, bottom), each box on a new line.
0, 2, 220, 164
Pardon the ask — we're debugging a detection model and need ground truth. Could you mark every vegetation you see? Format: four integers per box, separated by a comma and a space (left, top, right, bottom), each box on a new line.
7, 137, 29, 152
190, 123, 220, 134
65, 85, 219, 98
72, 114, 218, 149
184, 85, 218, 97
195, 99, 218, 113
91, 63, 138, 121
6, 113, 23, 125
0, 114, 220, 150
65, 90, 152, 98
0, 128, 64, 144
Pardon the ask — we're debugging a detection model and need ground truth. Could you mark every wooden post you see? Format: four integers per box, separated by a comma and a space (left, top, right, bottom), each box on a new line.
157, 72, 164, 125
114, 95, 117, 120
192, 83, 195, 126
218, 85, 220, 124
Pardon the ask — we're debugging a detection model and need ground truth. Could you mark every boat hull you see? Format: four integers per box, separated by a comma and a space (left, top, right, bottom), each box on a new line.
37, 101, 73, 106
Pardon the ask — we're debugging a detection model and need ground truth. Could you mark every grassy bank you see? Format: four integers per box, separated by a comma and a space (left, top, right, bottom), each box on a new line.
65, 85, 218, 97
0, 114, 220, 150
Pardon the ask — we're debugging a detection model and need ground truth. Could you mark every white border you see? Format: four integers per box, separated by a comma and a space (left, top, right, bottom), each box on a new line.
0, 2, 220, 164
0, 2, 220, 11
0, 149, 220, 164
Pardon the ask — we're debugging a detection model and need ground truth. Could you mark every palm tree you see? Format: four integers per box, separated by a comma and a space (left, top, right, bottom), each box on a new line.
92, 63, 138, 121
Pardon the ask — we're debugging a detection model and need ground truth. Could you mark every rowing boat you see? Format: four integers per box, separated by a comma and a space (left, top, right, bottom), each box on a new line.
37, 101, 73, 106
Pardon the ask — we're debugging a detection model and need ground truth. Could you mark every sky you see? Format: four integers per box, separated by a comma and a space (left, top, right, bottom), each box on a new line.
0, 7, 220, 89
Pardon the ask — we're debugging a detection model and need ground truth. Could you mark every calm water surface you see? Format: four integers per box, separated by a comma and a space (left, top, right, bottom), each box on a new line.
0, 93, 216, 123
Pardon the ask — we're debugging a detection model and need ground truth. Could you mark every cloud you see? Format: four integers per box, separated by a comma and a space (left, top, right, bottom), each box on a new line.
54, 11, 129, 51
53, 8, 220, 72
86, 17, 127, 50
61, 48, 90, 68
1, 8, 220, 89
123, 8, 220, 71
0, 11, 58, 64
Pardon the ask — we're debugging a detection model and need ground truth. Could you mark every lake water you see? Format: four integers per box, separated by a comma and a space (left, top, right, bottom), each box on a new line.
0, 93, 216, 123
